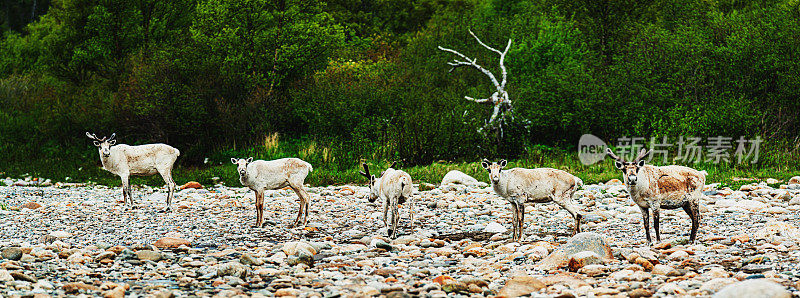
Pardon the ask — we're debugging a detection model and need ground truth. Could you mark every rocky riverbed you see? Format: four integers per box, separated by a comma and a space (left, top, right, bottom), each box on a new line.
1, 176, 800, 297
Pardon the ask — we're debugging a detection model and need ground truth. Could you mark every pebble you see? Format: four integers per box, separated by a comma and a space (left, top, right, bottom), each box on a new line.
0, 179, 796, 296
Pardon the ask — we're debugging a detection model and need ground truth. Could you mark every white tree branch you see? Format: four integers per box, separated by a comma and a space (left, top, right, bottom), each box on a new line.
439, 30, 515, 134
437, 46, 501, 87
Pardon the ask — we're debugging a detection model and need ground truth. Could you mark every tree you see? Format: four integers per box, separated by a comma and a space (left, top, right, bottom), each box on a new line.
191, 0, 344, 92
438, 29, 513, 135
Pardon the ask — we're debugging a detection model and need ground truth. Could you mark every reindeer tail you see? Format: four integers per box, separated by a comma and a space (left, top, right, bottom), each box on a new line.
574, 176, 584, 190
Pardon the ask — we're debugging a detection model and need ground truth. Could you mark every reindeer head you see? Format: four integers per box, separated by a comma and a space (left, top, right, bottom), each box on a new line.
359, 162, 397, 203
231, 157, 253, 177
359, 163, 380, 203
481, 159, 507, 184
86, 132, 117, 158
607, 148, 651, 187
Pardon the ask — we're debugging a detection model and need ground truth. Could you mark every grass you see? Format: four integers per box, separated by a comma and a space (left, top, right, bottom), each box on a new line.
1, 138, 798, 189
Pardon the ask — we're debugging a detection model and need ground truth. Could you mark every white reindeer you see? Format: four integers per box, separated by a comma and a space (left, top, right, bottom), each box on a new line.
482, 159, 584, 242
360, 162, 414, 239
231, 157, 313, 227
606, 148, 705, 245
86, 132, 180, 210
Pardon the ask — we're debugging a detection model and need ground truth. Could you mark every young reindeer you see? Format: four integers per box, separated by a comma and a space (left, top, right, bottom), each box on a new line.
231, 157, 313, 227
360, 162, 414, 239
86, 132, 180, 210
482, 159, 584, 242
606, 148, 705, 245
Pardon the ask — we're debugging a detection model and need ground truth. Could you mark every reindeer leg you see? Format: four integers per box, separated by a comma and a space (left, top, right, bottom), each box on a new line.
518, 202, 525, 242
255, 190, 265, 228
291, 186, 310, 226
391, 199, 400, 239
382, 197, 389, 227
159, 169, 174, 212
120, 174, 131, 207
510, 201, 519, 242
683, 200, 700, 244
640, 206, 651, 245
652, 205, 662, 243
554, 197, 583, 235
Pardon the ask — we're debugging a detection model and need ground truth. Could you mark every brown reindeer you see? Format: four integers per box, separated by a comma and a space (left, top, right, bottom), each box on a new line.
607, 148, 706, 244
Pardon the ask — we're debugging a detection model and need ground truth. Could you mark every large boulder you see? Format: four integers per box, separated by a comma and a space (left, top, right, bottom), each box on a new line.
754, 221, 800, 240
536, 232, 613, 270
713, 279, 790, 298
441, 170, 487, 187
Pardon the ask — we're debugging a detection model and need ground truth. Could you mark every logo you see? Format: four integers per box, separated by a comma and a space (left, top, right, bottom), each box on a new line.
578, 134, 607, 165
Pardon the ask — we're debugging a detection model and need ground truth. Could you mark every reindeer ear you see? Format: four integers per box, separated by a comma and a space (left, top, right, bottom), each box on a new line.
108, 139, 116, 145
109, 133, 116, 140
499, 159, 508, 168
93, 141, 101, 147
614, 161, 625, 169
231, 158, 238, 164
637, 159, 646, 167
481, 159, 490, 169
246, 157, 253, 163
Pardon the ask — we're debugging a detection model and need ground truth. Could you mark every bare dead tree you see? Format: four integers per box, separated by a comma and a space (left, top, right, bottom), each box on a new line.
438, 30, 513, 134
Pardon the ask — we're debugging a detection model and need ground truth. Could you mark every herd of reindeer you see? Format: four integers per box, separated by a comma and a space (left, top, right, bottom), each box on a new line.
85, 132, 707, 245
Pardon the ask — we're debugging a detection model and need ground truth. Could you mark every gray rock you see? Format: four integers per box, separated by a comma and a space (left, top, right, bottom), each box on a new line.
536, 232, 613, 270
136, 250, 162, 262
2, 247, 22, 260
713, 279, 791, 298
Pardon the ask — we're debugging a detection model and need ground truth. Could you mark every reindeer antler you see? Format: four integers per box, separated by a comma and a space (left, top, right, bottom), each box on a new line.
359, 163, 371, 179
633, 148, 651, 163
85, 132, 107, 141
606, 148, 623, 161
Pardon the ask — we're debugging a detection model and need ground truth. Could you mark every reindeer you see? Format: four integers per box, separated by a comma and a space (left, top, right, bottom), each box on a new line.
86, 132, 180, 210
606, 148, 705, 245
360, 162, 414, 238
482, 159, 584, 242
231, 157, 313, 227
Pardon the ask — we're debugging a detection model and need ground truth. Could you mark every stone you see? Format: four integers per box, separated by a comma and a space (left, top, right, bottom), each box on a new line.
94, 251, 116, 262
497, 276, 545, 298
628, 288, 653, 298
49, 230, 72, 238
153, 237, 191, 249
483, 221, 508, 233
713, 279, 791, 298
215, 262, 249, 278
11, 271, 37, 282
135, 250, 162, 262
22, 202, 42, 209
441, 170, 483, 186
652, 264, 678, 276
788, 176, 800, 185
283, 241, 317, 256
103, 285, 126, 298
180, 181, 203, 189
667, 250, 689, 260
536, 232, 613, 270
63, 282, 99, 293
0, 269, 13, 282
567, 251, 604, 271
577, 264, 607, 276
2, 247, 23, 260
734, 200, 767, 211
700, 278, 738, 294
754, 221, 800, 239
240, 253, 263, 266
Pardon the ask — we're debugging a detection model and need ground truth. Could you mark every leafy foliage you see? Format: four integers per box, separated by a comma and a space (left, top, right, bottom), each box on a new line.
1, 0, 799, 179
